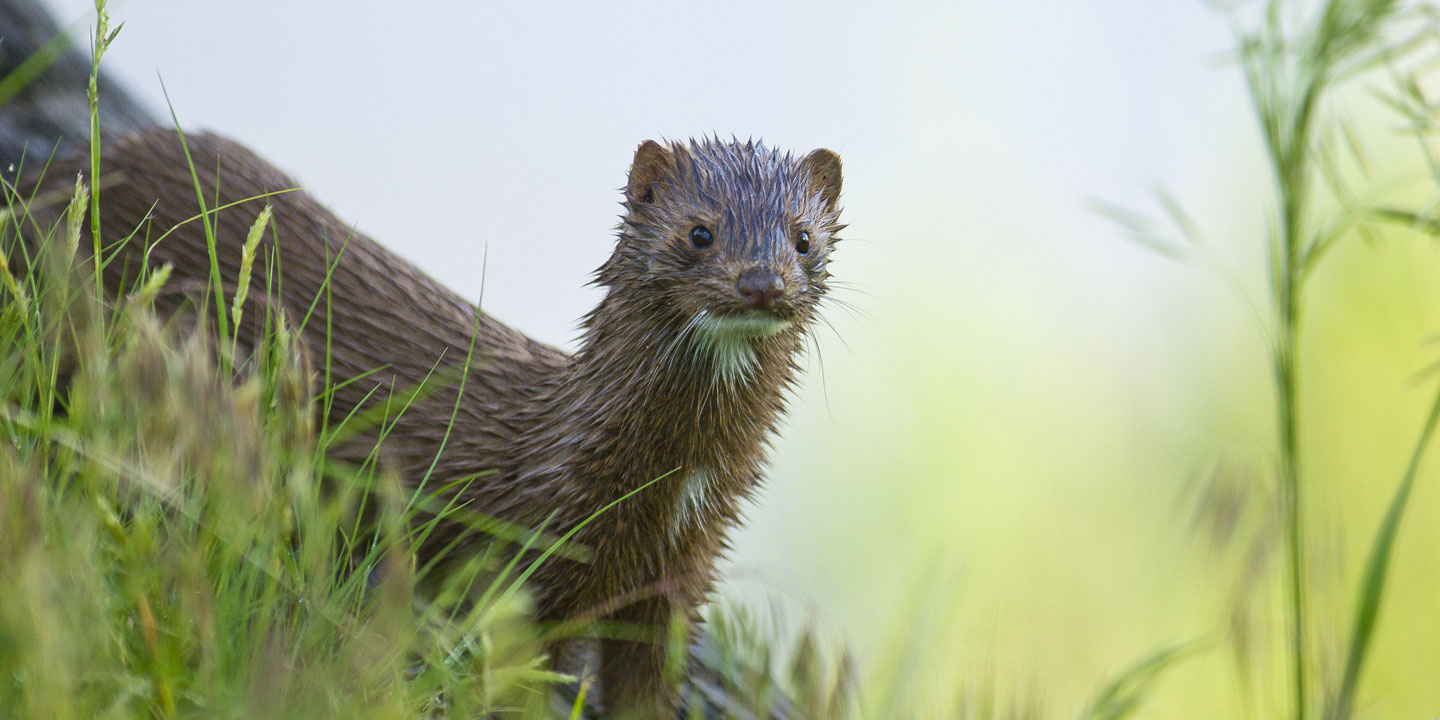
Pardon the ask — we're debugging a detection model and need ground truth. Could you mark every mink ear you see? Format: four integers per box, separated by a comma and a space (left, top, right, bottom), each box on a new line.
800, 148, 843, 211
626, 140, 672, 205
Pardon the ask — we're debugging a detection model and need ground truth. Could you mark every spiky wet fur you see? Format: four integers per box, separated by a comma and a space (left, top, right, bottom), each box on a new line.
18, 131, 843, 717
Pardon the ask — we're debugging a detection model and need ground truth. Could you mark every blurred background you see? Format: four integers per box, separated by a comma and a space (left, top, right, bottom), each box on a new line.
39, 0, 1440, 716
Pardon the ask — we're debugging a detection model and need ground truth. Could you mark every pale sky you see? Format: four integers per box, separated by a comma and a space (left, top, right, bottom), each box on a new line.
46, 0, 1248, 349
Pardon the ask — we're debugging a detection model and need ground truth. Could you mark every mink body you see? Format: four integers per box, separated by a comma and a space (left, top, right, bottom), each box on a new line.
18, 129, 842, 716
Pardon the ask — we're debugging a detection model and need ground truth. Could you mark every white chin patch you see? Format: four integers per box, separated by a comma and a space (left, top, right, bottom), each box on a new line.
690, 310, 790, 384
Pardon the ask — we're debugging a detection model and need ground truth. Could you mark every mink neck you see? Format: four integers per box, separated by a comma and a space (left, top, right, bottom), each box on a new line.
541, 285, 801, 494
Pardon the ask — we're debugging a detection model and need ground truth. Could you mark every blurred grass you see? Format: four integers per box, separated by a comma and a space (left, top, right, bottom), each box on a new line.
735, 1, 1440, 718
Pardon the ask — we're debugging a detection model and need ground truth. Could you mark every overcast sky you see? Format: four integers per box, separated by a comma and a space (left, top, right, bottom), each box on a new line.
45, 0, 1246, 347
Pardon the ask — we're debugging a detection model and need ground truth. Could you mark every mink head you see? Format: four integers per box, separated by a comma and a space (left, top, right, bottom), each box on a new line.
597, 137, 843, 378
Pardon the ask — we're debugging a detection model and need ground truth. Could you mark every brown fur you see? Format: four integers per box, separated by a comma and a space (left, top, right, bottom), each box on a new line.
19, 128, 843, 716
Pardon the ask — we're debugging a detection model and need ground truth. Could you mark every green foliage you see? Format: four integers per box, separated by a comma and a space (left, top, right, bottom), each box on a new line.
1078, 642, 1206, 720
0, 162, 561, 719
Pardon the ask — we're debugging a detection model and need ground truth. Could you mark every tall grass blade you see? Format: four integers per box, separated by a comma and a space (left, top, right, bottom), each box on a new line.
86, 0, 117, 298
1078, 641, 1204, 720
1325, 380, 1440, 720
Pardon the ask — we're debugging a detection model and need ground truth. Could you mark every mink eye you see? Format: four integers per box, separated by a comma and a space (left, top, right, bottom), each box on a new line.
795, 230, 812, 255
690, 225, 713, 249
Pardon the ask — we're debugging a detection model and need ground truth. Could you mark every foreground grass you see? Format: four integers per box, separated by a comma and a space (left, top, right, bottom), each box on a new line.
0, 181, 565, 717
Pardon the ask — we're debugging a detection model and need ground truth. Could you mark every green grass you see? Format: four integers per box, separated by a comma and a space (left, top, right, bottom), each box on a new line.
0, 151, 564, 718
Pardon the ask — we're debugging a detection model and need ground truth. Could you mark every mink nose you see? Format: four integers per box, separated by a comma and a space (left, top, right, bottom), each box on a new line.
736, 271, 785, 310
